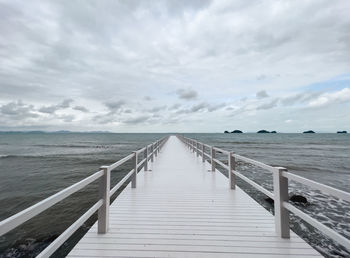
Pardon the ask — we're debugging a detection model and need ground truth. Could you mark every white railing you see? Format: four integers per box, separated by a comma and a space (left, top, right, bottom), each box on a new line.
177, 135, 350, 250
0, 136, 169, 258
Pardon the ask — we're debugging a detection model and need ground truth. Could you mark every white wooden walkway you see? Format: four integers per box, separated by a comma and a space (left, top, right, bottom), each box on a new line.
68, 136, 320, 258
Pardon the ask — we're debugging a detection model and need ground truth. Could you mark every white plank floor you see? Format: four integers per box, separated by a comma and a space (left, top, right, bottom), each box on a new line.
68, 136, 321, 258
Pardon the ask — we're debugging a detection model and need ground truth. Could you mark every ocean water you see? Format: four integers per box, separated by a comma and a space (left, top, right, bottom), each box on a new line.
0, 133, 349, 257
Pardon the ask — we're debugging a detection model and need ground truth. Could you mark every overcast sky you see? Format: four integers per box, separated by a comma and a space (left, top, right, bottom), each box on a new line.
0, 0, 349, 132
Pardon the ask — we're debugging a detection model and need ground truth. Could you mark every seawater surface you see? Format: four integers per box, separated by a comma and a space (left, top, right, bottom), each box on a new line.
0, 133, 349, 257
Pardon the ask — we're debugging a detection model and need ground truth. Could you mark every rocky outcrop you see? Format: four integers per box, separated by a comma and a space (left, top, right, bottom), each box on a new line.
265, 194, 308, 205
257, 130, 270, 133
224, 131, 230, 133
231, 130, 243, 133
303, 130, 315, 133
337, 131, 347, 134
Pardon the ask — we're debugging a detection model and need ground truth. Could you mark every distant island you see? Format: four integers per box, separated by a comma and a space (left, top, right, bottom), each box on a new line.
224, 130, 243, 133
337, 131, 347, 134
257, 130, 277, 133
303, 130, 315, 134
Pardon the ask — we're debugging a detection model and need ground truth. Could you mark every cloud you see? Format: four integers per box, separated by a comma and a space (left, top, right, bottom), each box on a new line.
123, 115, 150, 124
144, 96, 152, 101
256, 98, 278, 110
0, 100, 39, 119
39, 99, 73, 114
0, 1, 350, 132
104, 100, 125, 113
176, 89, 198, 100
169, 103, 181, 110
73, 106, 89, 112
147, 105, 167, 113
256, 90, 269, 99
307, 88, 350, 108
256, 74, 267, 81
176, 102, 225, 114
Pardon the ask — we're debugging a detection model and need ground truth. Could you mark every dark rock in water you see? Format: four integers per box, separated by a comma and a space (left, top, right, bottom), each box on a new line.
231, 130, 243, 133
290, 194, 308, 204
265, 195, 308, 205
303, 130, 315, 133
271, 131, 277, 133
224, 130, 229, 133
337, 131, 347, 134
265, 197, 274, 205
257, 130, 270, 133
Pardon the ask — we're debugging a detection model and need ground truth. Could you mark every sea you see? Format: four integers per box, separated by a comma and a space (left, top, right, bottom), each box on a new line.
0, 132, 349, 257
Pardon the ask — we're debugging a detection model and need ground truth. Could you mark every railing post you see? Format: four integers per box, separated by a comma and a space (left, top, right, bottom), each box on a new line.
211, 147, 215, 172
202, 144, 205, 162
228, 152, 236, 189
144, 147, 148, 171
98, 165, 110, 234
196, 141, 199, 157
273, 167, 290, 238
151, 144, 154, 162
131, 152, 137, 188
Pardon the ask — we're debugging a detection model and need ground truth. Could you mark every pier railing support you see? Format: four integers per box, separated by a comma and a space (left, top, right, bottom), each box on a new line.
196, 141, 199, 157
202, 144, 205, 162
151, 144, 154, 162
131, 152, 137, 188
98, 165, 111, 233
228, 152, 236, 189
144, 147, 148, 171
273, 167, 290, 238
211, 147, 215, 172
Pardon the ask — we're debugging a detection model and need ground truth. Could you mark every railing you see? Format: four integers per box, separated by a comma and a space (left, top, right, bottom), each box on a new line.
177, 135, 350, 250
0, 136, 169, 258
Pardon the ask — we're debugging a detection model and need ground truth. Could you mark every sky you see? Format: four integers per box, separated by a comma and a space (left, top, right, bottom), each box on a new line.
0, 0, 349, 133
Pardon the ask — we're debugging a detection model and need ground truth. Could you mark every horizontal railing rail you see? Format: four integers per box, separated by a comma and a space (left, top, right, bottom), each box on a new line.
177, 135, 350, 251
0, 135, 169, 257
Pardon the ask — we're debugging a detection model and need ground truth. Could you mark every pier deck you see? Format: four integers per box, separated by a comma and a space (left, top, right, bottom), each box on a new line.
68, 136, 320, 257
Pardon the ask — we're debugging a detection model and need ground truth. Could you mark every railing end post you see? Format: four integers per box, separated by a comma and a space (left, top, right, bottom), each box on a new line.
273, 167, 290, 238
228, 152, 236, 190
131, 152, 137, 188
98, 165, 111, 234
210, 146, 215, 172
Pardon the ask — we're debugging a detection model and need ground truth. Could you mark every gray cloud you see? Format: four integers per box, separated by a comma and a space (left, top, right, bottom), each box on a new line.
0, 100, 38, 119
176, 89, 198, 100
104, 100, 125, 113
147, 105, 167, 113
73, 106, 89, 113
256, 99, 278, 110
144, 96, 152, 101
39, 99, 73, 114
123, 115, 150, 125
256, 90, 269, 99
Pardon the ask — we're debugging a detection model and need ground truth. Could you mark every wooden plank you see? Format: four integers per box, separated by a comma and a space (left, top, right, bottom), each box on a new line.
68, 136, 320, 257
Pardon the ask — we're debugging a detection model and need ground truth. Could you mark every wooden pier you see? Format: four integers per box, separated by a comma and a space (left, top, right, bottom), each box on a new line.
67, 136, 320, 257
2, 135, 349, 257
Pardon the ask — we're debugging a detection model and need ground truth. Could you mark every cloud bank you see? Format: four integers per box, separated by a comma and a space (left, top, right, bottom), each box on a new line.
0, 0, 349, 132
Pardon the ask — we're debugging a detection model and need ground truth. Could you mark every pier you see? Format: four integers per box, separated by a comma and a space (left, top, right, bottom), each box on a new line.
1, 135, 349, 257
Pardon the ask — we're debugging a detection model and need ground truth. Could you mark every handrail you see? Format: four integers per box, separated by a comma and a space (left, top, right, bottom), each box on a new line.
0, 135, 169, 257
282, 171, 350, 202
0, 169, 104, 236
177, 135, 350, 250
37, 200, 103, 258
